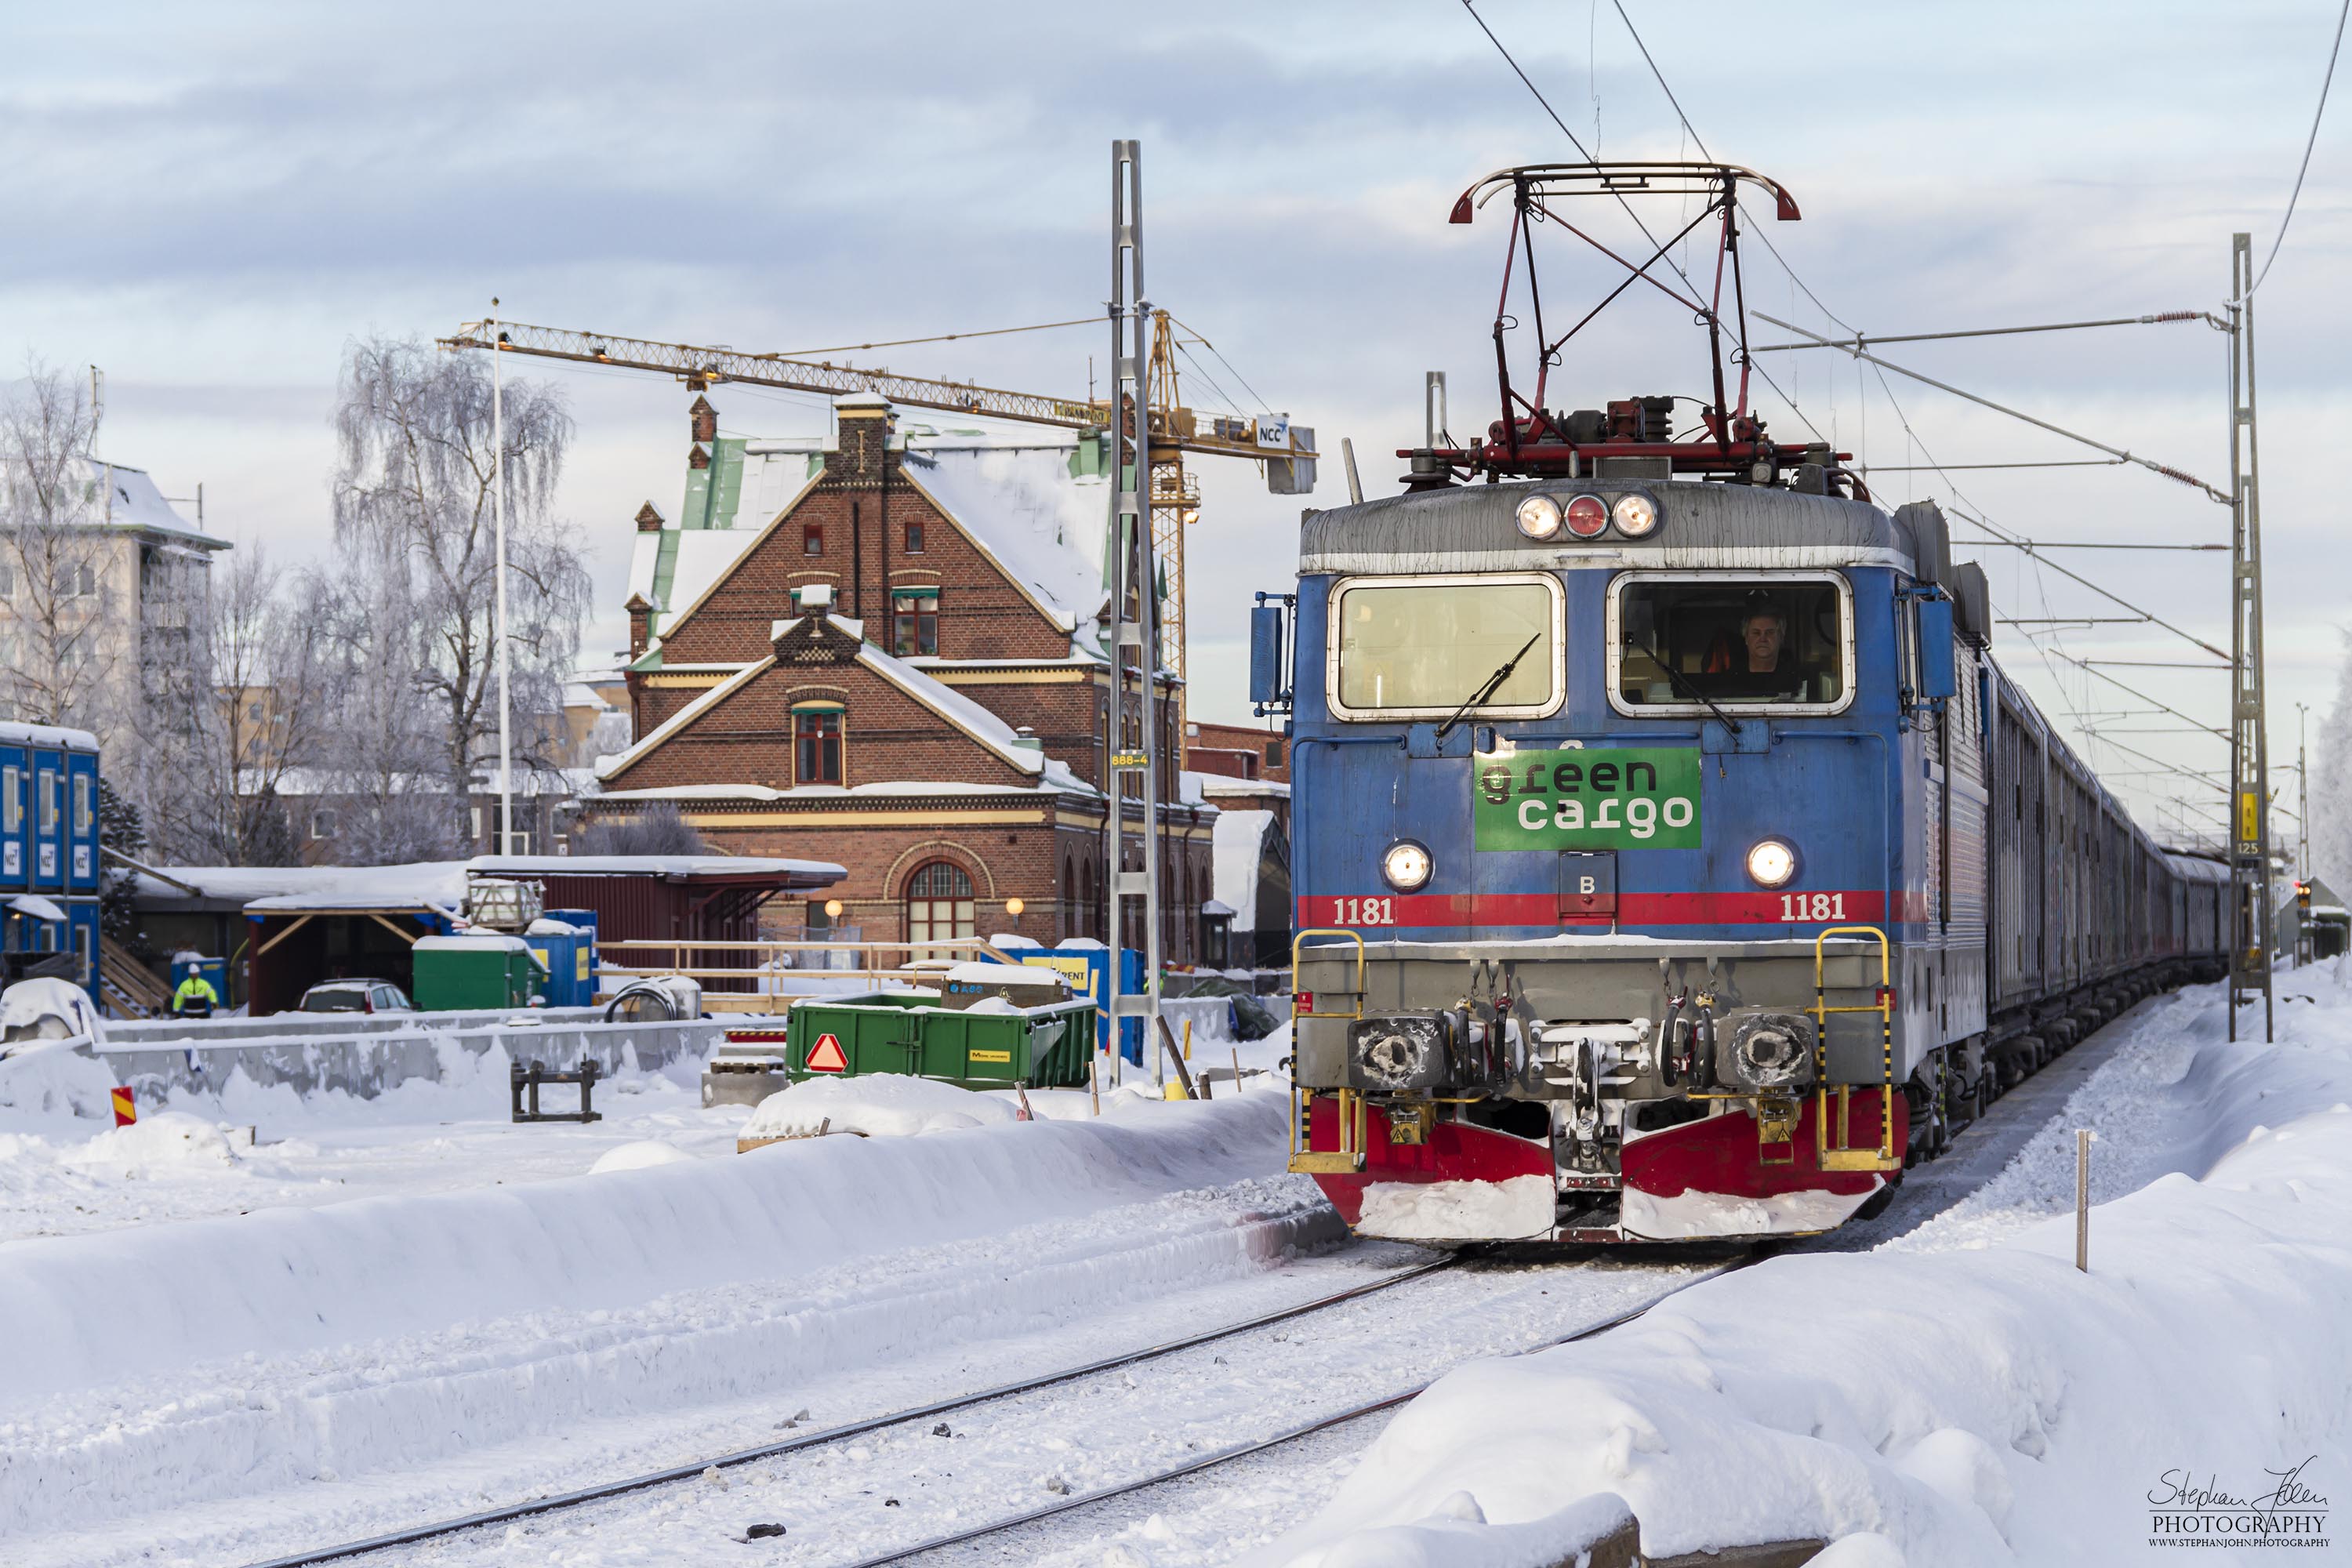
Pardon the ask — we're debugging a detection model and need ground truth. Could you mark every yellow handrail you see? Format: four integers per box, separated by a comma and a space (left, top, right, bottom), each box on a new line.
1290, 927, 1367, 1018
1287, 929, 1370, 1174
1808, 925, 1901, 1173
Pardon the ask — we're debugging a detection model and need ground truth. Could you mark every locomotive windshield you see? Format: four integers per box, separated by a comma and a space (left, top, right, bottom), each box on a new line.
1611, 573, 1851, 712
1329, 573, 1563, 719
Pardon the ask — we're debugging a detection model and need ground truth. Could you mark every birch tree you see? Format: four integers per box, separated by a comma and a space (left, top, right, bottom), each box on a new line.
0, 362, 119, 729
331, 337, 590, 838
2312, 630, 2352, 892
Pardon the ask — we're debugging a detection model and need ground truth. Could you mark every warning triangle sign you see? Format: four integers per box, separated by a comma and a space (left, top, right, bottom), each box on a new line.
805, 1032, 848, 1073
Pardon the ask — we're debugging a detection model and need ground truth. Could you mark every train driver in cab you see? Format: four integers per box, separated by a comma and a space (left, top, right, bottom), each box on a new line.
1703, 593, 1806, 700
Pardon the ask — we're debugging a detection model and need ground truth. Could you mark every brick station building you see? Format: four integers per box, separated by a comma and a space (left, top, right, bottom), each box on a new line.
587, 393, 1218, 960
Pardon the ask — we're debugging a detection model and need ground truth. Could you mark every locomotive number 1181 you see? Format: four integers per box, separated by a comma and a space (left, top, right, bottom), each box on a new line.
1779, 892, 1847, 922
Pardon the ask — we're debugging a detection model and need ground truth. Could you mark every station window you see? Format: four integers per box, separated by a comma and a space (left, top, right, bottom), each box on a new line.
793, 704, 844, 785
2, 766, 16, 833
1327, 572, 1564, 720
905, 859, 975, 946
803, 522, 824, 557
904, 521, 925, 554
893, 593, 939, 657
1611, 572, 1853, 714
38, 774, 56, 833
73, 775, 91, 835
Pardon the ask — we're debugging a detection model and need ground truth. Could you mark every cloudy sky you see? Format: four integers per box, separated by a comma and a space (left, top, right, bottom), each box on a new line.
6, 1, 2346, 848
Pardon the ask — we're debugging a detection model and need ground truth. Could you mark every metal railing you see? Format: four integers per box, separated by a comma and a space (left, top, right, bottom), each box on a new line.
594, 935, 1033, 1013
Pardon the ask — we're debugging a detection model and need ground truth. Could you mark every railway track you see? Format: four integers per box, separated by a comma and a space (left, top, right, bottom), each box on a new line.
241, 1247, 1743, 1568
242, 1250, 1461, 1568
829, 1258, 1752, 1567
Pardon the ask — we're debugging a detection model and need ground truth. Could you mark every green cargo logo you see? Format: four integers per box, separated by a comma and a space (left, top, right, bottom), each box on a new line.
1474, 748, 1701, 850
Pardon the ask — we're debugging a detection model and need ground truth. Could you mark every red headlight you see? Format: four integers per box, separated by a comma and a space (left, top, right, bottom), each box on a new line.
1563, 494, 1610, 537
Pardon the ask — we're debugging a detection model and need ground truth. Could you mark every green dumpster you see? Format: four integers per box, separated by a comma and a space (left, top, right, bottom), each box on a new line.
412, 934, 550, 1011
779, 989, 1096, 1089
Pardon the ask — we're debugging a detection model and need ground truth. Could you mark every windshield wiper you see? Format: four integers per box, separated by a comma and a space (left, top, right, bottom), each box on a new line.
1435, 630, 1542, 742
1631, 638, 1743, 735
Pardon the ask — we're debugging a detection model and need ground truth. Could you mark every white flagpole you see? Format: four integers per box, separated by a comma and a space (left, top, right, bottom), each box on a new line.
492, 297, 514, 857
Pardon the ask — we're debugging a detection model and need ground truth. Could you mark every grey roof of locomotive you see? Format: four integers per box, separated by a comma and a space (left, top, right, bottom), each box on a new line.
1299, 477, 1918, 578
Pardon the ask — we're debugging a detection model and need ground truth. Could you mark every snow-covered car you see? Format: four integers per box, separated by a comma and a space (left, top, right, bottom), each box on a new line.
293, 979, 416, 1015
0, 976, 107, 1054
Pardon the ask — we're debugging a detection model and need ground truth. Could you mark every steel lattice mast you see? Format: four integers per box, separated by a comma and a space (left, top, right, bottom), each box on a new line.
2227, 232, 2274, 1042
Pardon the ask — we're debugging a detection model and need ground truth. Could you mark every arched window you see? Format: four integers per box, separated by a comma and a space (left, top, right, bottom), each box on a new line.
1062, 853, 1075, 939
906, 859, 975, 946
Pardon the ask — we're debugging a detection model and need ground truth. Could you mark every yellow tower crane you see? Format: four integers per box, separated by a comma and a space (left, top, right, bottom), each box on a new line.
441, 317, 1314, 735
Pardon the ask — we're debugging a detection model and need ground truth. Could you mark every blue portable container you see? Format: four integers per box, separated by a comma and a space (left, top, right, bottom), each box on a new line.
66, 747, 99, 893
67, 900, 99, 993
0, 733, 27, 892
30, 746, 63, 891
547, 909, 599, 1002
524, 920, 592, 1007
1018, 942, 1148, 1065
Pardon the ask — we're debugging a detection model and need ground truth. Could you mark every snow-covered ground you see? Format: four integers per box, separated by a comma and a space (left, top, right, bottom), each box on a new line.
0, 1039, 744, 1241
7, 964, 2343, 1568
1232, 968, 2352, 1568
0, 1033, 1339, 1567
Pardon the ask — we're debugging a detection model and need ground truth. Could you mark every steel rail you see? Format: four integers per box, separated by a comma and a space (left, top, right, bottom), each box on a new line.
830, 1258, 1755, 1567
238, 1252, 1457, 1568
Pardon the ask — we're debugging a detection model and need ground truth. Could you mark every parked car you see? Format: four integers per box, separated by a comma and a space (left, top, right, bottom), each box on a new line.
293, 978, 415, 1015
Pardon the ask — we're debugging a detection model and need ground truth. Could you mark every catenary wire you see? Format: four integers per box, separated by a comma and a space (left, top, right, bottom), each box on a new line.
2253, 0, 2352, 292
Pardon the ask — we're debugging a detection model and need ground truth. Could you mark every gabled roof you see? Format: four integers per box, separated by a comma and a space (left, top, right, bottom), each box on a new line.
895, 431, 1112, 633
627, 401, 1113, 653
596, 615, 1083, 790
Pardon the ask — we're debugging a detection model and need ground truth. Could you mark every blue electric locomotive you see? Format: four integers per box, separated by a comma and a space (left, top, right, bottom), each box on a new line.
1261, 164, 2230, 1243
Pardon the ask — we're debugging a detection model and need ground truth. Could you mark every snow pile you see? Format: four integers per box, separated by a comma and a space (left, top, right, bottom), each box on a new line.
742, 1072, 1022, 1138
1253, 973, 2352, 1566
587, 1139, 695, 1174
60, 1113, 243, 1178
0, 1040, 122, 1127
0, 1090, 1315, 1547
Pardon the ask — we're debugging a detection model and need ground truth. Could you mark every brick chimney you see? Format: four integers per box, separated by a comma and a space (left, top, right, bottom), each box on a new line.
625, 592, 655, 659
689, 395, 717, 444
833, 394, 895, 483
634, 502, 664, 532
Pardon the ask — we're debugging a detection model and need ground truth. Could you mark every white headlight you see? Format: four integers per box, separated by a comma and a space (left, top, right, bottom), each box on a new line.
1381, 840, 1433, 892
1612, 492, 1659, 537
1745, 839, 1798, 888
1515, 494, 1563, 539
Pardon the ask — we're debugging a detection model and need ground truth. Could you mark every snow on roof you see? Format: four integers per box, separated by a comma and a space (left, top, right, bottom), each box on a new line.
595, 661, 764, 779
1176, 771, 1221, 808
413, 933, 530, 953
596, 630, 1076, 789
0, 720, 100, 752
895, 438, 1110, 633
1196, 775, 1290, 800
468, 854, 845, 884
659, 528, 768, 627
599, 778, 1091, 803
71, 457, 223, 549
851, 626, 1051, 776
1213, 810, 1277, 932
227, 862, 472, 914
1200, 898, 1236, 917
